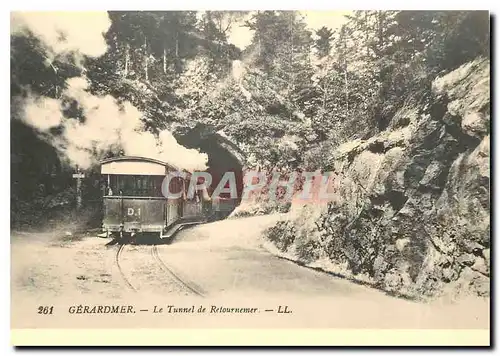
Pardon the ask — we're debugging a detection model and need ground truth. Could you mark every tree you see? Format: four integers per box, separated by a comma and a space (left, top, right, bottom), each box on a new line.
314, 26, 334, 58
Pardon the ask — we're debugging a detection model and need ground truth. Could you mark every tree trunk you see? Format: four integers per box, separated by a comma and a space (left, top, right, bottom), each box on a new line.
322, 85, 328, 111
144, 36, 149, 81
344, 35, 349, 113
175, 32, 179, 57
377, 11, 384, 55
124, 43, 130, 77
289, 14, 294, 92
376, 11, 386, 130
163, 44, 167, 74
365, 12, 370, 57
345, 69, 349, 113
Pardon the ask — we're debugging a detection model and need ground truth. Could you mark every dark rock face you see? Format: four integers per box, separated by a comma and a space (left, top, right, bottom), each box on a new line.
265, 58, 490, 300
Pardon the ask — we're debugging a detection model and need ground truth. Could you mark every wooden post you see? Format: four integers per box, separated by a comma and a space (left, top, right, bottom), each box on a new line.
73, 167, 85, 211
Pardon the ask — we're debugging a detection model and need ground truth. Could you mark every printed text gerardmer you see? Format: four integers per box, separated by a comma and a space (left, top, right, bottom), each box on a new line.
68, 305, 260, 314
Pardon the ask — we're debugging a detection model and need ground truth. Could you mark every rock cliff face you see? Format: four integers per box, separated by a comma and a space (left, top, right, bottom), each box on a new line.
265, 58, 490, 300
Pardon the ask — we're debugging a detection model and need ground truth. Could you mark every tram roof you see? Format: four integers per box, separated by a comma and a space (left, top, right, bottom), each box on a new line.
100, 156, 186, 175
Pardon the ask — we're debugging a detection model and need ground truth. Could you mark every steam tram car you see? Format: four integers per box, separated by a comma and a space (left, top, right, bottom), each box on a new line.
100, 156, 210, 240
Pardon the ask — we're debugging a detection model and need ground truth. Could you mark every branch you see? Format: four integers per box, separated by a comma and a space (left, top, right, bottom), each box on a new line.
223, 18, 233, 34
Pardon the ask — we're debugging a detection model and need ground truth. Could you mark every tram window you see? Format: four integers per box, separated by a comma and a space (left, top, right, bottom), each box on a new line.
167, 177, 183, 198
107, 175, 164, 197
184, 179, 203, 202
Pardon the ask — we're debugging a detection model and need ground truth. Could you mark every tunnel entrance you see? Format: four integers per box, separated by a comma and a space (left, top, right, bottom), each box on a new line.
176, 124, 244, 217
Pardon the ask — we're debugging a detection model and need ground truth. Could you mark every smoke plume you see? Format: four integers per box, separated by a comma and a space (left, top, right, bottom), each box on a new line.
11, 11, 111, 63
12, 11, 208, 172
22, 77, 208, 171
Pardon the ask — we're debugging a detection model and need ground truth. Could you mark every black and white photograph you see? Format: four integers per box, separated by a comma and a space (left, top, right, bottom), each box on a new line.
9, 10, 490, 346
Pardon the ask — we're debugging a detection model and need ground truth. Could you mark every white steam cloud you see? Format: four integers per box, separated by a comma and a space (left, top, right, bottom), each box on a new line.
11, 11, 111, 61
13, 11, 208, 172
22, 77, 208, 171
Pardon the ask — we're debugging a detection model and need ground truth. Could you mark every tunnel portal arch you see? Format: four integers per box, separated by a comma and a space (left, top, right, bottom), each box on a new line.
176, 124, 246, 216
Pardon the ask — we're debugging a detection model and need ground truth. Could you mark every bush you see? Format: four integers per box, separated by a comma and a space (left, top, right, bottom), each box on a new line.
265, 220, 296, 252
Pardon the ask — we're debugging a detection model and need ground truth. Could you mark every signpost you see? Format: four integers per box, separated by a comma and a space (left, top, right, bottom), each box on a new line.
73, 167, 85, 211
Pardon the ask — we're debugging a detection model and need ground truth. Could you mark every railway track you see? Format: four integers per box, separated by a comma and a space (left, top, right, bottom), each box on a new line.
114, 243, 205, 297
115, 243, 138, 291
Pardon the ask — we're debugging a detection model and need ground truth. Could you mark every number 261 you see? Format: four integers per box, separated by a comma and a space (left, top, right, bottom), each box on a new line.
38, 306, 54, 315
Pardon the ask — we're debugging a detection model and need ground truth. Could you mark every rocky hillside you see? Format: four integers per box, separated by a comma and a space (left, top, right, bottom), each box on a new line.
264, 58, 490, 300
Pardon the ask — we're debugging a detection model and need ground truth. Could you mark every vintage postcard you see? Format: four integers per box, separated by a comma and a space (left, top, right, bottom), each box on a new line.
10, 10, 490, 346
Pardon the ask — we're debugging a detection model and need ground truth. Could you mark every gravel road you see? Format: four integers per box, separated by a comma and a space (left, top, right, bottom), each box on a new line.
11, 214, 489, 329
